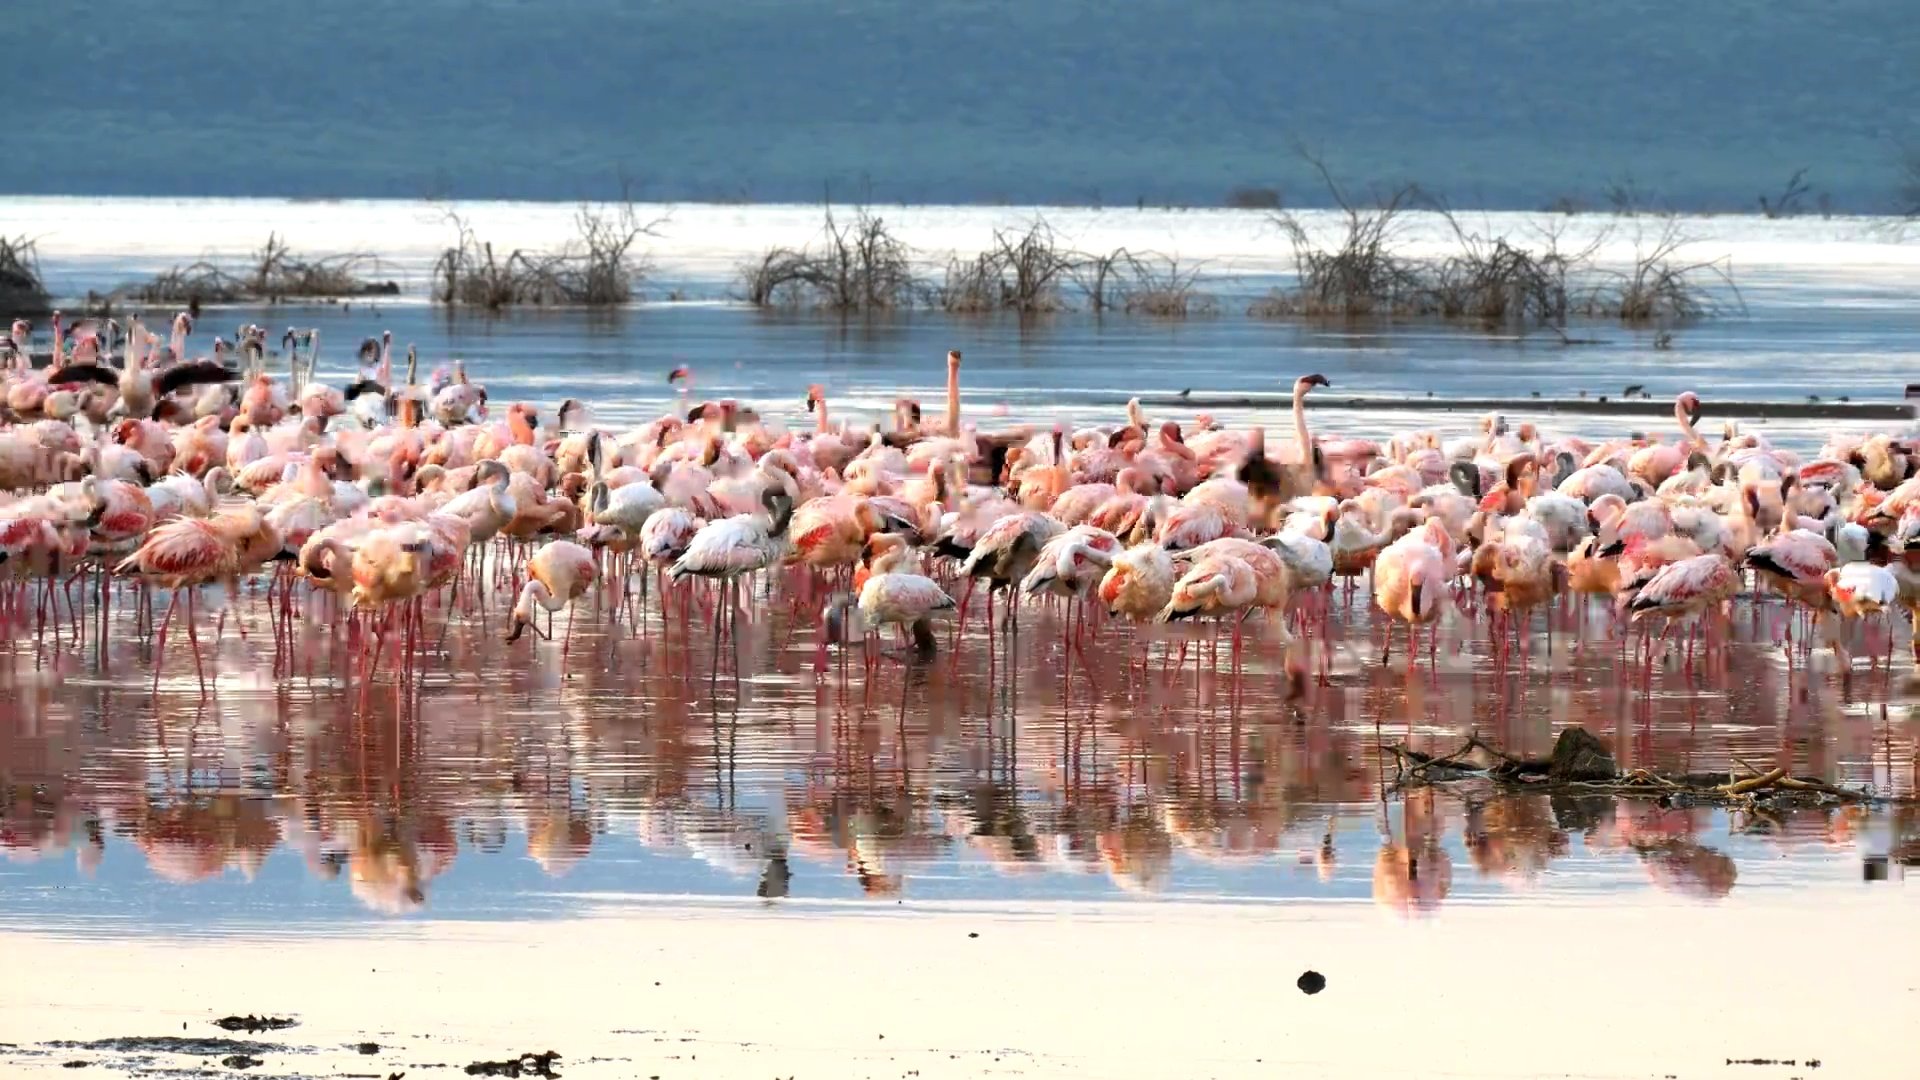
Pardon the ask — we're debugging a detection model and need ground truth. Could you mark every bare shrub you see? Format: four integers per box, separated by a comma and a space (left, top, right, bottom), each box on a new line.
129, 234, 395, 306
937, 220, 1075, 314
1425, 206, 1598, 328
1115, 252, 1216, 317
938, 251, 1004, 314
435, 202, 665, 309
1578, 220, 1742, 324
1072, 247, 1131, 313
739, 247, 817, 307
1758, 167, 1813, 219
434, 213, 529, 309
128, 262, 249, 305
737, 204, 918, 311
0, 236, 51, 316
1245, 155, 1734, 331
1256, 147, 1427, 318
814, 205, 920, 311
569, 203, 659, 305
1603, 176, 1652, 217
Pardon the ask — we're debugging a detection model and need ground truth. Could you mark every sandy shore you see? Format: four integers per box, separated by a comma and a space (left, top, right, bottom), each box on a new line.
2, 889, 1913, 1078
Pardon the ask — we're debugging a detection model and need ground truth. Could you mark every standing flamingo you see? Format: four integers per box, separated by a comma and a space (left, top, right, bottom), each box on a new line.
507, 540, 599, 659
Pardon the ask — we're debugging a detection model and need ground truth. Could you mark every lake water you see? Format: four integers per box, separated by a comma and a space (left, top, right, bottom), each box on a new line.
1, 196, 1917, 1077
6, 197, 1920, 448
5, 1, 1913, 211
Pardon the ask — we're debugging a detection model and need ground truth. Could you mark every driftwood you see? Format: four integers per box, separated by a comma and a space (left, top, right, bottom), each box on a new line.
1383, 726, 1910, 807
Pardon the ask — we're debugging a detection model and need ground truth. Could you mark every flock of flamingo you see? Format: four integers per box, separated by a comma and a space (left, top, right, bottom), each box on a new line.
2, 310, 1918, 697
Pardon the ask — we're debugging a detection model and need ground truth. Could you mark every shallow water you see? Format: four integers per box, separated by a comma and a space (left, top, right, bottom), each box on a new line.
6, 197, 1918, 452
1, 568, 1918, 1076
4, 197, 1919, 1076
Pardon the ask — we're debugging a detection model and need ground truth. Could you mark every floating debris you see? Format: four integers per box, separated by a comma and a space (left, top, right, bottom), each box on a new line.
47, 1037, 277, 1057
213, 1016, 298, 1033
1384, 727, 1913, 808
465, 1050, 561, 1077
1296, 971, 1326, 995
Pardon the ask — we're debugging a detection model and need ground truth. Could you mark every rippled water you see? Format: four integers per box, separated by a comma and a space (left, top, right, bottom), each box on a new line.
2, 567, 1918, 1075
3, 570, 1916, 916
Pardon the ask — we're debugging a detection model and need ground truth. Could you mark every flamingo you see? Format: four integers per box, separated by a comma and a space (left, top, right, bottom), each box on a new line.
671, 488, 795, 657
838, 533, 957, 660
1626, 553, 1741, 675
1825, 562, 1900, 669
507, 540, 598, 658
1372, 525, 1450, 666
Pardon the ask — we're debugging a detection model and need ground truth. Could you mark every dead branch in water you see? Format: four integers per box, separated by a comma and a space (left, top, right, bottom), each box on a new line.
435, 197, 667, 310
739, 203, 919, 312
1383, 726, 1908, 807
1256, 145, 1427, 318
0, 235, 52, 316
1577, 218, 1743, 324
1757, 166, 1813, 219
1114, 250, 1217, 317
129, 233, 396, 306
937, 220, 1073, 315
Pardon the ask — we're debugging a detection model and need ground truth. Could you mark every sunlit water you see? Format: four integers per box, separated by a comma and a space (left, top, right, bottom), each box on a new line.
2, 198, 1918, 1077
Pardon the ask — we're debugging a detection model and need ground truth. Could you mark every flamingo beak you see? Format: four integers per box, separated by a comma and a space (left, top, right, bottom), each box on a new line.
505, 616, 526, 643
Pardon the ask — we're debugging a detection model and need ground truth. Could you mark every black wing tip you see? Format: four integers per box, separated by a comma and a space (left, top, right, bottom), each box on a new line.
154, 360, 239, 397
46, 363, 119, 387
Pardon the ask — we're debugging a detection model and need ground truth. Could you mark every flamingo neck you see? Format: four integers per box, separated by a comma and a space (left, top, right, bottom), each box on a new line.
1292, 387, 1313, 466
945, 362, 960, 434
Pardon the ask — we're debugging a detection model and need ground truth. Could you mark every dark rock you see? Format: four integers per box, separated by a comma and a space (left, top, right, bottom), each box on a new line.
1296, 970, 1326, 995
357, 1042, 382, 1054
1548, 726, 1616, 781
221, 1055, 264, 1070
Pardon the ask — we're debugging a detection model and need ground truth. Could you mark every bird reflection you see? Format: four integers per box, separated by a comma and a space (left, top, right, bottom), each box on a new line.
0, 578, 1912, 916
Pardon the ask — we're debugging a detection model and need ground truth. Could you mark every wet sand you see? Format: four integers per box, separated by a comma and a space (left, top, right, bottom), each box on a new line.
5, 892, 1914, 1078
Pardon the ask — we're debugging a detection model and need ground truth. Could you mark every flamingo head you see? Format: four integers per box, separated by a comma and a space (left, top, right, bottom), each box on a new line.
504, 582, 544, 643
805, 383, 824, 409
667, 364, 690, 386
946, 349, 962, 371
1677, 392, 1702, 425
1297, 373, 1330, 392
